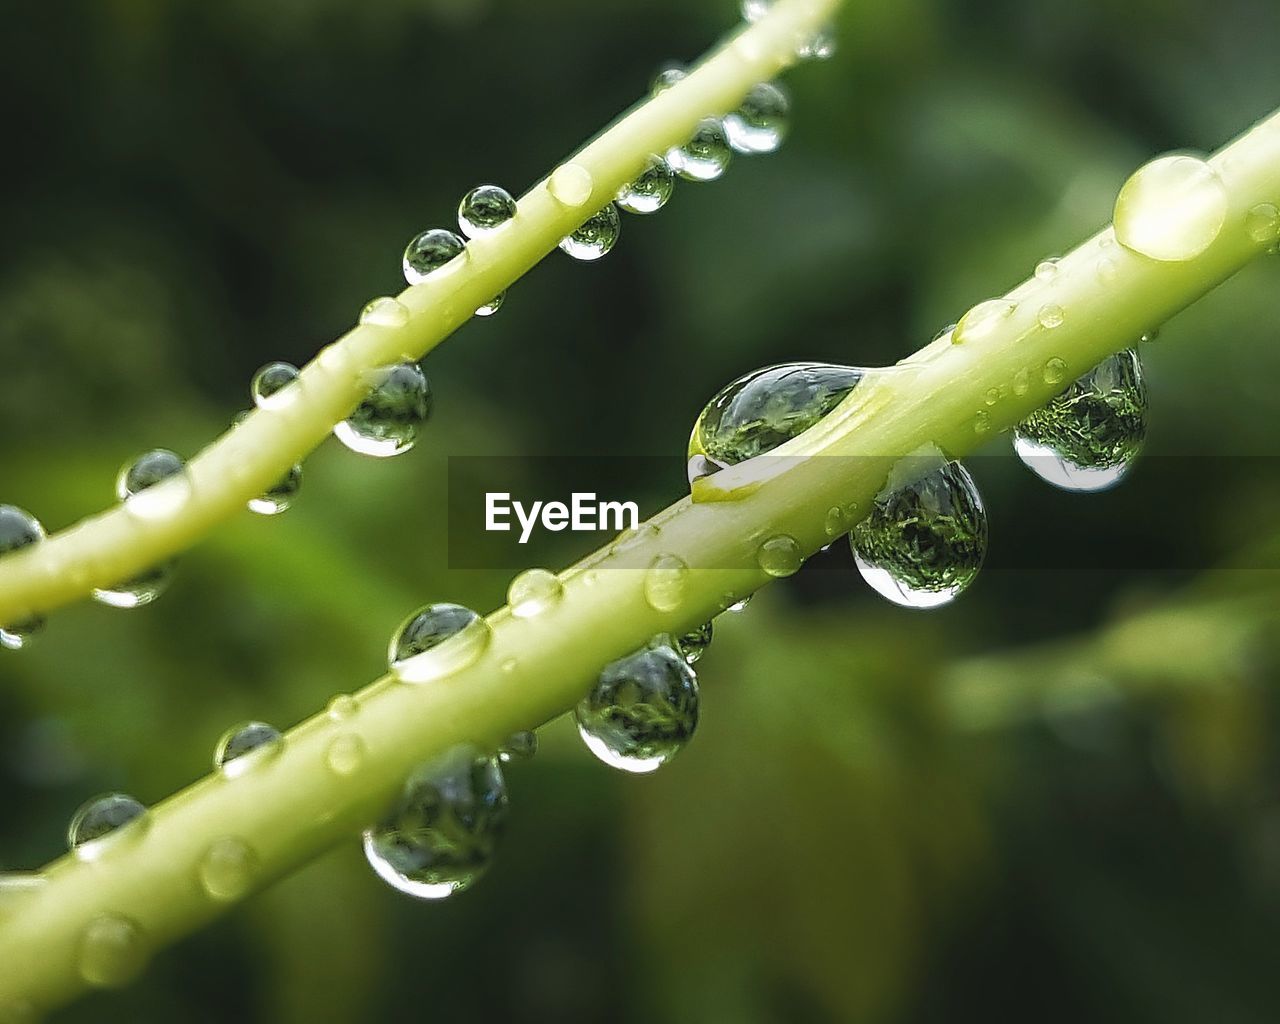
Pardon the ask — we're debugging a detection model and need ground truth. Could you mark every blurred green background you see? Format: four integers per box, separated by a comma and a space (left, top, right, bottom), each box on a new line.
3, 0, 1280, 1020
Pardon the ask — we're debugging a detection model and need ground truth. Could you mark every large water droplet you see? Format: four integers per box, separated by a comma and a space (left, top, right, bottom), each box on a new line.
548, 164, 594, 207
507, 568, 564, 618
118, 448, 191, 521
214, 721, 283, 778
363, 746, 508, 900
643, 554, 689, 612
757, 534, 802, 578
498, 731, 538, 763
78, 915, 146, 988
389, 603, 492, 683
723, 82, 789, 154
402, 229, 466, 284
576, 644, 699, 773
690, 362, 863, 469
558, 203, 621, 261
333, 362, 431, 457
952, 299, 1016, 345
675, 621, 713, 665
667, 119, 733, 182
616, 158, 676, 214
68, 793, 148, 857
359, 297, 411, 329
1014, 350, 1147, 492
851, 451, 988, 609
198, 837, 257, 902
458, 184, 517, 237
0, 505, 45, 650
251, 361, 301, 410
1113, 155, 1227, 261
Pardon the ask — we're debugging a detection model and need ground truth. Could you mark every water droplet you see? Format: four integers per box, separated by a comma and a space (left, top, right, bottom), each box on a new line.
823, 505, 848, 538
474, 291, 505, 318
616, 158, 676, 214
389, 603, 492, 683
1245, 202, 1280, 245
757, 535, 802, 577
972, 410, 991, 435
741, 0, 770, 21
1034, 258, 1060, 281
500, 656, 518, 674
952, 299, 1016, 345
231, 412, 301, 514
78, 915, 146, 988
643, 554, 689, 612
1014, 350, 1147, 492
851, 450, 988, 609
727, 595, 752, 613
68, 794, 148, 857
1012, 368, 1030, 396
327, 694, 359, 721
548, 164, 594, 208
198, 837, 257, 902
1096, 256, 1119, 284
984, 387, 1002, 406
675, 621, 713, 664
1037, 303, 1065, 329
326, 734, 366, 777
118, 448, 191, 521
498, 731, 537, 763
650, 64, 686, 95
1043, 357, 1069, 385
91, 562, 175, 609
359, 297, 410, 328
507, 568, 564, 618
1140, 327, 1161, 344
667, 119, 733, 182
251, 361, 301, 410
576, 645, 698, 773
363, 746, 508, 899
690, 363, 863, 469
333, 362, 431, 457
214, 721, 283, 778
723, 82, 789, 154
402, 228, 466, 284
797, 27, 837, 60
1113, 154, 1227, 261
457, 185, 517, 238
558, 203, 621, 261
0, 506, 45, 650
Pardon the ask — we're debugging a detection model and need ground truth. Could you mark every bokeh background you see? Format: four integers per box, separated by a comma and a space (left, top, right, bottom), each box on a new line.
4, 0, 1280, 1020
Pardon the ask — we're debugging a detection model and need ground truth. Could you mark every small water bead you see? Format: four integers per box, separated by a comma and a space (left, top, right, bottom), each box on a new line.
1012, 367, 1031, 396
824, 505, 848, 538
1037, 304, 1065, 330
359, 297, 411, 329
972, 410, 991, 436
1034, 258, 1060, 281
118, 448, 191, 521
1140, 328, 1161, 344
676, 621, 712, 665
251, 361, 301, 410
952, 299, 1016, 345
498, 732, 537, 763
650, 65, 686, 95
616, 158, 675, 214
363, 746, 509, 900
984, 387, 1002, 406
690, 362, 863, 469
231, 412, 302, 514
1245, 202, 1280, 245
558, 203, 621, 261
798, 28, 837, 60
741, 0, 770, 20
547, 163, 594, 208
1014, 350, 1147, 493
508, 568, 564, 618
390, 603, 492, 683
1113, 154, 1228, 261
0, 506, 45, 650
851, 452, 988, 609
327, 694, 359, 721
91, 562, 174, 609
68, 794, 148, 855
667, 119, 733, 182
214, 721, 283, 777
1043, 357, 1069, 385
402, 228, 466, 284
474, 292, 505, 318
643, 554, 689, 613
333, 362, 431, 457
458, 185, 517, 238
727, 595, 752, 613
1096, 256, 1120, 284
575, 645, 699, 774
326, 734, 366, 777
78, 915, 146, 988
723, 82, 789, 155
757, 534, 802, 578
198, 837, 257, 903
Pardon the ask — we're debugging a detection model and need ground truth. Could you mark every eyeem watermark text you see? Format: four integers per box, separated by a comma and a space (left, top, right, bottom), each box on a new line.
486, 492, 639, 544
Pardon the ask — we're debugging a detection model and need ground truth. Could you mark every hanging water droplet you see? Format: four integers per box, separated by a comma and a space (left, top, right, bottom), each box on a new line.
231, 412, 301, 514
1037, 304, 1065, 329
1043, 357, 1069, 385
952, 299, 1016, 345
389, 603, 492, 683
1113, 154, 1228, 261
402, 229, 466, 284
326, 734, 366, 777
723, 82, 790, 154
474, 291, 505, 318
675, 621, 712, 664
1245, 202, 1280, 245
363, 745, 508, 900
333, 362, 431, 457
851, 449, 988, 609
690, 362, 863, 469
457, 185, 517, 238
360, 297, 411, 329
643, 554, 689, 612
0, 506, 45, 651
117, 448, 191, 521
91, 561, 175, 609
757, 535, 802, 578
77, 914, 146, 988
498, 731, 538, 763
616, 158, 676, 214
214, 721, 283, 778
1140, 328, 1161, 344
198, 837, 257, 903
727, 595, 752, 613
1034, 258, 1060, 281
1014, 350, 1147, 492
251, 361, 301, 410
576, 645, 698, 773
797, 27, 837, 60
558, 203, 621, 261
741, 0, 770, 21
68, 793, 148, 856
548, 163, 594, 207
650, 64, 686, 95
507, 568, 564, 618
667, 119, 733, 182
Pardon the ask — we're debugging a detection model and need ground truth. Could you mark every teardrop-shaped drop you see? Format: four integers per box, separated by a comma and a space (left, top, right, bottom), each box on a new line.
851, 452, 988, 609
333, 363, 432, 457
616, 158, 676, 214
675, 621, 713, 665
723, 82, 789, 154
0, 505, 46, 650
1013, 350, 1147, 492
558, 204, 621, 261
667, 119, 732, 182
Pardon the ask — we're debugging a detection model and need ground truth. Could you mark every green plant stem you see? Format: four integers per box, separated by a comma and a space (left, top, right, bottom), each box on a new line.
0, 0, 841, 628
3, 47, 1280, 1024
